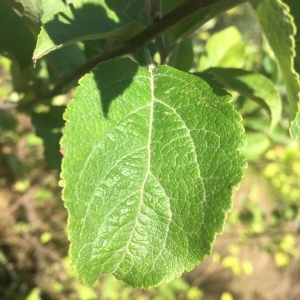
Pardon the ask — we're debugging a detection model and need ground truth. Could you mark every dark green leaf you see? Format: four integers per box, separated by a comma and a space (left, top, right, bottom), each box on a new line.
0, 0, 35, 69
33, 0, 146, 61
32, 106, 65, 170
48, 44, 86, 78
169, 38, 194, 71
282, 0, 300, 73
3, 0, 41, 34
162, 0, 246, 47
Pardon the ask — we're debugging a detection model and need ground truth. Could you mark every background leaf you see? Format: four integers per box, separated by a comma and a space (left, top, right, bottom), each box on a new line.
33, 0, 146, 61
31, 106, 65, 170
105, 0, 148, 26
281, 0, 300, 140
248, 0, 300, 140
3, 0, 41, 35
161, 0, 246, 47
40, 0, 67, 24
282, 0, 300, 73
199, 26, 246, 71
60, 57, 246, 288
168, 38, 194, 71
0, 0, 35, 69
206, 68, 282, 130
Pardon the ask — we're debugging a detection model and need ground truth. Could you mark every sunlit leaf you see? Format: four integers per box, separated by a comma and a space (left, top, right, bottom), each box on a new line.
199, 26, 246, 71
60, 57, 246, 288
206, 68, 282, 130
249, 0, 300, 140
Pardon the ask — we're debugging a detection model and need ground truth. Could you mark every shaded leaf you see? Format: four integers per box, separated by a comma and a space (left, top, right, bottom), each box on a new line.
105, 0, 148, 26
32, 106, 65, 170
60, 57, 246, 288
0, 0, 35, 69
40, 0, 67, 24
206, 68, 282, 130
282, 0, 300, 73
47, 44, 86, 78
33, 0, 146, 61
162, 0, 246, 47
169, 38, 194, 71
248, 0, 300, 140
3, 0, 41, 34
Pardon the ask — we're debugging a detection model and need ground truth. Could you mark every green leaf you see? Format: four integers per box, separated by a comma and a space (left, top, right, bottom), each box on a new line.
40, 0, 67, 24
48, 44, 86, 78
60, 57, 246, 288
33, 0, 146, 61
162, 0, 246, 47
283, 0, 300, 73
282, 0, 300, 139
169, 38, 194, 72
105, 0, 148, 26
248, 0, 300, 140
3, 0, 41, 34
199, 26, 246, 71
0, 0, 35, 69
206, 68, 282, 130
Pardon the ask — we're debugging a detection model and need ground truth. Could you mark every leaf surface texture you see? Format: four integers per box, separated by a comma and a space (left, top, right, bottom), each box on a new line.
249, 0, 300, 140
60, 57, 246, 288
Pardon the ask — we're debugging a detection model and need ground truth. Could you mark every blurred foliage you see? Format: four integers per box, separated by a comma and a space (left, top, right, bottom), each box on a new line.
264, 142, 300, 203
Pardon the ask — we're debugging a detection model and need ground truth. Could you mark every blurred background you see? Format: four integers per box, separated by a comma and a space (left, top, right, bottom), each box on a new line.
1, 2, 300, 299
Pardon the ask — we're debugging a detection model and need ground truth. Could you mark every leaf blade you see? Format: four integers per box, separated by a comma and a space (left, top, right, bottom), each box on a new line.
3, 0, 41, 34
0, 1, 35, 69
33, 0, 146, 60
248, 0, 300, 140
60, 57, 246, 288
282, 0, 300, 73
206, 68, 282, 130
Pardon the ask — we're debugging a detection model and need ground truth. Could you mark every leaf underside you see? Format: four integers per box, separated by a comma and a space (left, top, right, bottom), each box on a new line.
60, 57, 246, 288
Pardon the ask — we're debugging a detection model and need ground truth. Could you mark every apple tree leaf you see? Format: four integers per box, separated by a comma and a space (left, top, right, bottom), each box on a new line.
206, 68, 282, 131
33, 0, 146, 61
282, 0, 300, 73
199, 26, 246, 71
249, 0, 300, 140
3, 0, 41, 34
60, 57, 246, 288
0, 0, 35, 69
